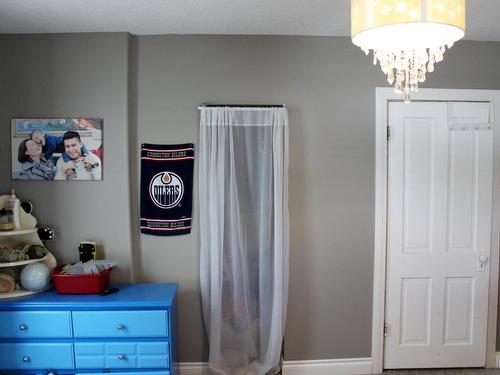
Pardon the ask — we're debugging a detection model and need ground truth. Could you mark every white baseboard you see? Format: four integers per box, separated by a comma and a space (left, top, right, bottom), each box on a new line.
179, 357, 373, 375
179, 362, 210, 375
283, 358, 373, 375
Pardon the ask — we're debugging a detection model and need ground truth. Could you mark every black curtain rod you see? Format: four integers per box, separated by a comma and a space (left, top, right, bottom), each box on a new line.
201, 103, 285, 108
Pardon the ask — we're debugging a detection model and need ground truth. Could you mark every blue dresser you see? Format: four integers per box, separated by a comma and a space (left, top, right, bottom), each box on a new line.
0, 283, 178, 375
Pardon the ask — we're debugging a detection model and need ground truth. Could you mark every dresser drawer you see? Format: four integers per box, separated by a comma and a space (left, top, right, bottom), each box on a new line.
0, 343, 74, 370
75, 342, 169, 369
72, 310, 168, 338
0, 311, 72, 338
77, 372, 170, 375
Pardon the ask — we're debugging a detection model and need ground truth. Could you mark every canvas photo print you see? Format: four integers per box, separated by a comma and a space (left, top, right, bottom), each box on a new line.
11, 118, 103, 181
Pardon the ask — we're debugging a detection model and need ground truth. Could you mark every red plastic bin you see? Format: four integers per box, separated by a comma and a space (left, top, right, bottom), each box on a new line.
52, 265, 112, 294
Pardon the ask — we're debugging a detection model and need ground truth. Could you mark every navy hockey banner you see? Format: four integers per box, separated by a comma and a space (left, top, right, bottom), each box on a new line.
140, 143, 194, 236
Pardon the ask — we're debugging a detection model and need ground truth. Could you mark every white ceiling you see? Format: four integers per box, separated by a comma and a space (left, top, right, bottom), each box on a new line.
0, 0, 499, 40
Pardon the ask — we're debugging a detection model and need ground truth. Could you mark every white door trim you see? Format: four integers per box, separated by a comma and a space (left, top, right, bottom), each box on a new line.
373, 87, 500, 374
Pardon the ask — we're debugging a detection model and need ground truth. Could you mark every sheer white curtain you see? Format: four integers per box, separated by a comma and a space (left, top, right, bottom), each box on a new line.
199, 107, 289, 375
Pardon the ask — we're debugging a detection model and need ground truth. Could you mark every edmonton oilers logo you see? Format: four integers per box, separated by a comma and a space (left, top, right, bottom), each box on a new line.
149, 172, 184, 209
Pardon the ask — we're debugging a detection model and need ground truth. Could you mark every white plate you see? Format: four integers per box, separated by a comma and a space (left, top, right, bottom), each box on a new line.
0, 229, 37, 237
0, 285, 52, 299
0, 253, 50, 268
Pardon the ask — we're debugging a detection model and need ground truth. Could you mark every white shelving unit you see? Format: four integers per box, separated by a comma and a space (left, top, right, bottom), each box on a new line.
0, 228, 56, 299
0, 253, 50, 268
0, 229, 37, 237
0, 285, 52, 299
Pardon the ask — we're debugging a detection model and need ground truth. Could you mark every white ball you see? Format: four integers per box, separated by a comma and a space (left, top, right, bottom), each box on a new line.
20, 263, 51, 291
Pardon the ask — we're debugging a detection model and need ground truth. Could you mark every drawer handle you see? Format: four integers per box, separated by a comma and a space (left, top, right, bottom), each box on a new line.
19, 324, 28, 331
116, 323, 125, 330
118, 354, 126, 360
22, 356, 31, 363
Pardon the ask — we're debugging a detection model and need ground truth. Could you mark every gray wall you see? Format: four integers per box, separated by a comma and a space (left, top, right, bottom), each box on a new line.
130, 35, 381, 361
130, 36, 500, 361
1, 33, 500, 363
0, 33, 133, 283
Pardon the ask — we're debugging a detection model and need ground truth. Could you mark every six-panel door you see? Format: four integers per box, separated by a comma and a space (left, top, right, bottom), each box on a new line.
385, 102, 493, 368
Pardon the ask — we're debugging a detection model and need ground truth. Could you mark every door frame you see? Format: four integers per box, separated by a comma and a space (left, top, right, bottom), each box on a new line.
372, 88, 500, 373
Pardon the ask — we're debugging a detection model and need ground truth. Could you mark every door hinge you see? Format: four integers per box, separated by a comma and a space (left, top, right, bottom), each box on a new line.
384, 323, 390, 337
387, 126, 391, 141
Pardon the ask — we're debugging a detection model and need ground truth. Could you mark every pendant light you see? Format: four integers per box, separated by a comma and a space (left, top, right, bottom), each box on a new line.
351, 0, 465, 102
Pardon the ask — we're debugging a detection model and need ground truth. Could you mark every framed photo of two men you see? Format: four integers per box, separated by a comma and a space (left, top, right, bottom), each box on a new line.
11, 118, 103, 181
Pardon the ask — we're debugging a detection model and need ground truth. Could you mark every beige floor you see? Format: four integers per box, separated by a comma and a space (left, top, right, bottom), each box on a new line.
383, 370, 500, 374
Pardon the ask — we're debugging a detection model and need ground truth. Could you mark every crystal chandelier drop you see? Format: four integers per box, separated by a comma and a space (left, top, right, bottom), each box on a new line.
351, 0, 465, 102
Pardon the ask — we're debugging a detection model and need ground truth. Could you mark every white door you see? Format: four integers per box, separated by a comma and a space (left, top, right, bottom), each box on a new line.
384, 101, 493, 368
